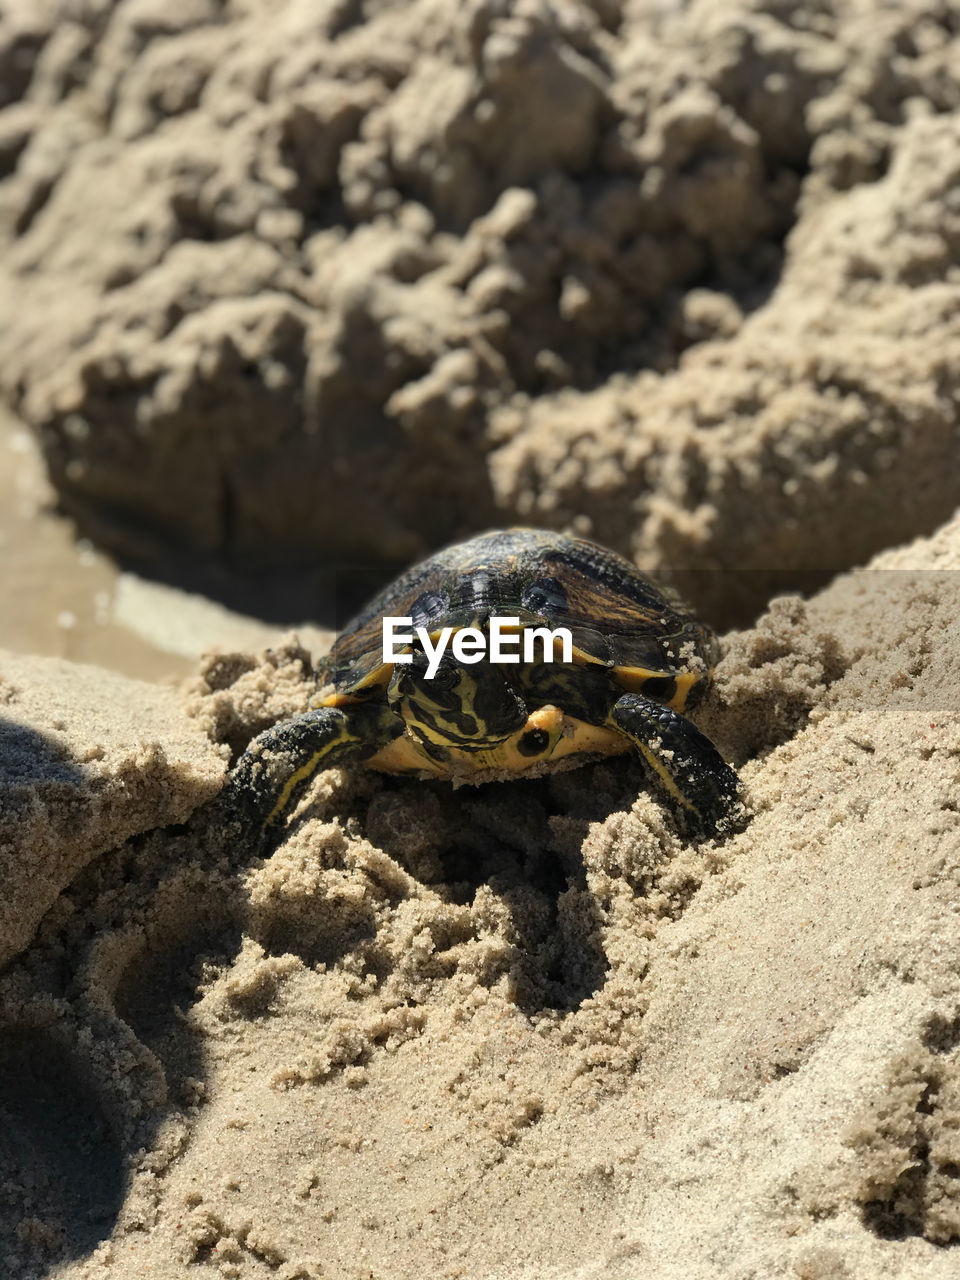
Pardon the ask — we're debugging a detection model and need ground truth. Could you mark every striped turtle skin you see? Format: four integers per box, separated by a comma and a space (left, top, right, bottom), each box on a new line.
221, 529, 742, 847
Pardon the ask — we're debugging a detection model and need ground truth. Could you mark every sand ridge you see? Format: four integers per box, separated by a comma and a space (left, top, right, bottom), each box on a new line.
0, 651, 226, 968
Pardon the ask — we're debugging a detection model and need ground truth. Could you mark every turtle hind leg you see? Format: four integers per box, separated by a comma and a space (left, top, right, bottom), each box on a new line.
216, 701, 403, 853
610, 692, 743, 837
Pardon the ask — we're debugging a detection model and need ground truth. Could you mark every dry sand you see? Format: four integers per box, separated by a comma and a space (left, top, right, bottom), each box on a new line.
1, 0, 959, 616
2, 1, 960, 1279
4, 527, 960, 1280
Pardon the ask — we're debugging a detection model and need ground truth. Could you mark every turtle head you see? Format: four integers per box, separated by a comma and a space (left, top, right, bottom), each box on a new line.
386, 648, 526, 755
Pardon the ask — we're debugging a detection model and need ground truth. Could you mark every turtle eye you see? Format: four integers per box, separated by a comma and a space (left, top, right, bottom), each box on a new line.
517, 727, 550, 757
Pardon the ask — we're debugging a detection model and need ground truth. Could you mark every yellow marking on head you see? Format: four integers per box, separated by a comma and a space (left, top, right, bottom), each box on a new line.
612, 665, 704, 711
365, 707, 629, 779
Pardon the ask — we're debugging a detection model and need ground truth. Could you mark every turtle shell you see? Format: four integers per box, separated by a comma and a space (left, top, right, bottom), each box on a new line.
319, 529, 717, 708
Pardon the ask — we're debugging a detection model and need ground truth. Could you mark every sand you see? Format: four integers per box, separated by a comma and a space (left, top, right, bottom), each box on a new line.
4, 530, 960, 1279
2, 1, 960, 1278
1, 0, 959, 616
0, 650, 226, 969
0, 402, 334, 676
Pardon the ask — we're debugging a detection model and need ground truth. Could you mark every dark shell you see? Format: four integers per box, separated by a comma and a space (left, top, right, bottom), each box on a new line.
320, 529, 717, 692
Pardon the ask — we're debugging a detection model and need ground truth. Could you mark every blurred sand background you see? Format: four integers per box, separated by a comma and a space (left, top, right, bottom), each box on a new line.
1, 1, 960, 1277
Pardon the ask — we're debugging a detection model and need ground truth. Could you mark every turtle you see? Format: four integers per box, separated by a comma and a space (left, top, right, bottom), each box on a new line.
222, 528, 742, 846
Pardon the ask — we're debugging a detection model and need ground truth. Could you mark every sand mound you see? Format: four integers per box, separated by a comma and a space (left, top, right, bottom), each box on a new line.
1, 0, 958, 600
0, 650, 225, 968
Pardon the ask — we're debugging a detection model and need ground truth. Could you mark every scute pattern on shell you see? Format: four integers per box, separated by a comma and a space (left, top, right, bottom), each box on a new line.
320, 528, 716, 694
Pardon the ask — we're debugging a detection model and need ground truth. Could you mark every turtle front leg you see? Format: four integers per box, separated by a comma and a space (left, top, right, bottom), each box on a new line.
610, 693, 742, 836
218, 702, 403, 851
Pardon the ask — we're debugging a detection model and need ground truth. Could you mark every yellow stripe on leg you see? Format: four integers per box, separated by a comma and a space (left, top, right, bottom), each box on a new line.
632, 740, 697, 813
264, 725, 352, 827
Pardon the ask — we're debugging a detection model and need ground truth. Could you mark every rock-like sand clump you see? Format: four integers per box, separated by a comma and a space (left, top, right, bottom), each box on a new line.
1, 0, 958, 613
0, 652, 225, 968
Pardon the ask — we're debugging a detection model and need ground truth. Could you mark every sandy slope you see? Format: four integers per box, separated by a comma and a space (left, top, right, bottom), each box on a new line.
0, 651, 225, 967
1, 517, 960, 1280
